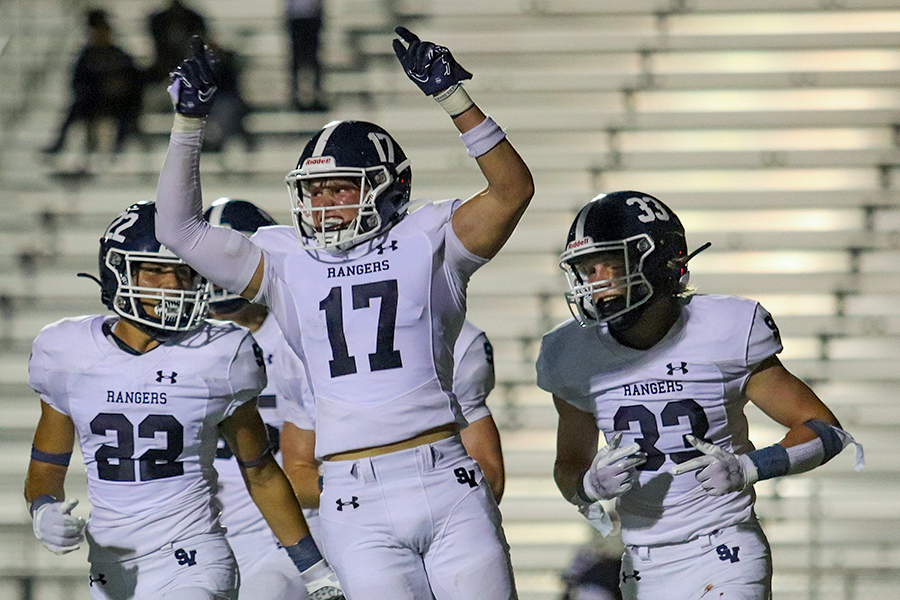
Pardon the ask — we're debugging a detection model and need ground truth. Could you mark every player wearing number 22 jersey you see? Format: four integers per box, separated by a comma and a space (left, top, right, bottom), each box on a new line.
25, 202, 342, 600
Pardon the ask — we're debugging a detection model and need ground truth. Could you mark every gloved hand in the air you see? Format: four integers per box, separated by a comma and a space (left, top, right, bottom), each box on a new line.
31, 497, 86, 555
671, 435, 759, 496
168, 35, 218, 117
300, 558, 345, 600
392, 26, 472, 96
580, 432, 646, 502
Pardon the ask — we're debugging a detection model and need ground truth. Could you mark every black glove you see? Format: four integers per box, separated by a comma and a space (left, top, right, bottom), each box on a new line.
167, 36, 218, 117
392, 26, 472, 96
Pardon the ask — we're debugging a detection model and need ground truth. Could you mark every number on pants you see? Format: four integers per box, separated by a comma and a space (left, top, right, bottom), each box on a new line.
90, 413, 184, 481
320, 280, 403, 378
613, 399, 710, 471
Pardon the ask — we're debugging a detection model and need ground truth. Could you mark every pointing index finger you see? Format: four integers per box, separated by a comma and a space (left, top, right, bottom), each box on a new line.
394, 26, 419, 45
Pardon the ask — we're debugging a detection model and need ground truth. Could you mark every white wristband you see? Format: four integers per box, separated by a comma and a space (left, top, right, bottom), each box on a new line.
434, 84, 474, 117
459, 116, 506, 158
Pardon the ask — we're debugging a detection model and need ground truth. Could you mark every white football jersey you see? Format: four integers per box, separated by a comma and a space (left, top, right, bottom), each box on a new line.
252, 200, 487, 458
28, 315, 266, 562
452, 321, 494, 425
536, 295, 783, 547
214, 314, 288, 547
277, 320, 495, 432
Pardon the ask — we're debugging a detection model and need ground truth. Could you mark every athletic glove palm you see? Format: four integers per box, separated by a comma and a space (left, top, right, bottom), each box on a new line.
392, 26, 472, 96
32, 498, 86, 555
581, 432, 646, 502
301, 559, 345, 600
671, 435, 759, 496
168, 36, 218, 117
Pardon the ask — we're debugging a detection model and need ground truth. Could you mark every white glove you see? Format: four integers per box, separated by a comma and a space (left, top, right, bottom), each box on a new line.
581, 432, 646, 502
671, 435, 759, 496
301, 559, 345, 600
32, 498, 86, 555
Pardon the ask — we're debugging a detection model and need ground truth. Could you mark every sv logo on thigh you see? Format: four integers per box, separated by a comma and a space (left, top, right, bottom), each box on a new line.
174, 548, 198, 566
716, 544, 740, 563
454, 467, 477, 488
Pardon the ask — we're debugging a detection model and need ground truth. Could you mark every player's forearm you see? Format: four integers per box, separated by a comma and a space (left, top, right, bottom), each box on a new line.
553, 459, 588, 506
24, 461, 67, 504
283, 463, 322, 509
243, 461, 312, 546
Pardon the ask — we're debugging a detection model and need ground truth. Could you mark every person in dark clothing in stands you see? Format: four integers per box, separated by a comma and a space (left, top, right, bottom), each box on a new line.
147, 0, 208, 83
43, 9, 142, 155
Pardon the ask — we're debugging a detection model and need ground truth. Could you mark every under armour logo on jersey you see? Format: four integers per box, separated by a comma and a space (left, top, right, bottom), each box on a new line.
156, 371, 177, 383
174, 548, 197, 566
716, 544, 740, 563
454, 467, 477, 488
336, 496, 359, 511
89, 574, 107, 586
666, 362, 688, 375
266, 352, 274, 365
622, 570, 641, 583
376, 240, 398, 254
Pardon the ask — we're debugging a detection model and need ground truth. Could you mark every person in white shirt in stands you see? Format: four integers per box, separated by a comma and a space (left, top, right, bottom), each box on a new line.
278, 319, 506, 511
24, 201, 342, 600
156, 28, 532, 599
537, 191, 864, 600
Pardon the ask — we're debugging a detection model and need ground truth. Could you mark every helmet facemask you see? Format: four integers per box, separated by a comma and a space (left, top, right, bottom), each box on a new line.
106, 249, 209, 338
561, 233, 656, 328
287, 165, 395, 253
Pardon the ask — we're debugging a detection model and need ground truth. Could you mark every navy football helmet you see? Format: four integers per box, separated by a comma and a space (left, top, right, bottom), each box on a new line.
560, 191, 691, 329
285, 120, 412, 252
99, 201, 209, 337
203, 198, 277, 313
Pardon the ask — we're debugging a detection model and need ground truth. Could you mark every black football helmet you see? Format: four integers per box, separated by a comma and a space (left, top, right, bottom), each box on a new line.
203, 198, 277, 314
285, 120, 412, 252
99, 201, 209, 338
560, 191, 690, 330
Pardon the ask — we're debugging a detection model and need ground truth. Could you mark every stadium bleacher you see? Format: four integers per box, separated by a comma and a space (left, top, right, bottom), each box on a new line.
0, 0, 898, 598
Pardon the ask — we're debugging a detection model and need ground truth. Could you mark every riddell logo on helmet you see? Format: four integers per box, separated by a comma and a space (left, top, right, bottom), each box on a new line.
567, 237, 593, 250
303, 156, 336, 171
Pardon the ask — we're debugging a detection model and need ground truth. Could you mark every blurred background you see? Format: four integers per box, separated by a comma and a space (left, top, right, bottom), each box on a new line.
1, 0, 899, 598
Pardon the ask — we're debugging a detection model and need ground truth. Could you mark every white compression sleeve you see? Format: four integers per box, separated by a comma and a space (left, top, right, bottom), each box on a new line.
155, 126, 263, 297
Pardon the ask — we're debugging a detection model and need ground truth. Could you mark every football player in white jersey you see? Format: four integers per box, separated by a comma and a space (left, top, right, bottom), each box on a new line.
203, 198, 318, 599
24, 201, 343, 600
277, 319, 505, 512
536, 192, 864, 600
156, 28, 532, 600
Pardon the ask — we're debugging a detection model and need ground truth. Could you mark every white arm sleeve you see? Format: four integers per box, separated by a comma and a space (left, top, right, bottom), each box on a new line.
155, 125, 263, 296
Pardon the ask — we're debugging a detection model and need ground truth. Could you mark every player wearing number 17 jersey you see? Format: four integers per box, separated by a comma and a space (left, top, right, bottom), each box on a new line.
157, 29, 532, 599
537, 192, 863, 600
24, 202, 342, 600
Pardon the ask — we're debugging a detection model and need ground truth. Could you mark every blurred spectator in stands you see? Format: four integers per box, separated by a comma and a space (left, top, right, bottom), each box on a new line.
42, 9, 142, 155
285, 0, 327, 111
560, 524, 624, 600
203, 41, 255, 153
147, 0, 208, 83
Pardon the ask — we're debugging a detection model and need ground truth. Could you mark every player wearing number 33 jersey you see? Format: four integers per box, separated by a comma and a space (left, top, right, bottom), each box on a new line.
538, 191, 862, 600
